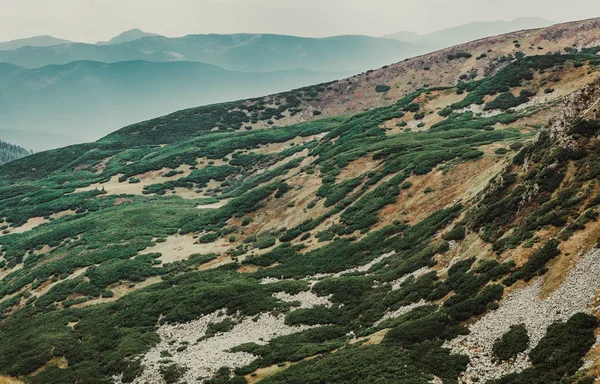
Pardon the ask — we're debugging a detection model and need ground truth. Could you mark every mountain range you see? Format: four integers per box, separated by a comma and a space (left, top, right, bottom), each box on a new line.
2, 16, 600, 384
0, 33, 418, 72
0, 18, 558, 151
0, 60, 346, 150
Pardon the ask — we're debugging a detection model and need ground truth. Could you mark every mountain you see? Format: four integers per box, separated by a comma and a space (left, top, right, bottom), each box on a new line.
96, 29, 159, 45
385, 17, 554, 49
2, 17, 600, 384
0, 60, 348, 150
0, 140, 30, 165
0, 34, 422, 73
383, 30, 421, 43
0, 35, 72, 51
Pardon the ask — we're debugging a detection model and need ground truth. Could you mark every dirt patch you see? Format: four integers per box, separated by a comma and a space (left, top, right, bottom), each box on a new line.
350, 328, 389, 346
72, 276, 162, 308
375, 152, 506, 229
30, 356, 68, 376
9, 217, 48, 235
237, 265, 259, 274
337, 156, 381, 181
197, 200, 229, 209
0, 376, 25, 384
140, 235, 231, 264
232, 164, 327, 242
50, 210, 76, 220
76, 165, 194, 196
245, 362, 294, 384
198, 254, 235, 271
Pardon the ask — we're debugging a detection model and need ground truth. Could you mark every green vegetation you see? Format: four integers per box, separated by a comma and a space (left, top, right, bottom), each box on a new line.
493, 324, 529, 361
0, 48, 597, 384
490, 313, 598, 383
447, 52, 472, 60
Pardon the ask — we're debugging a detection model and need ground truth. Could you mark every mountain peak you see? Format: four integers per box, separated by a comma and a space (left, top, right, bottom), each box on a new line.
97, 29, 159, 45
0, 35, 71, 51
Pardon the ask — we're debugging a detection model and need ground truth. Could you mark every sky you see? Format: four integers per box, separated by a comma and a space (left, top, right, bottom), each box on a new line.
1, 0, 600, 42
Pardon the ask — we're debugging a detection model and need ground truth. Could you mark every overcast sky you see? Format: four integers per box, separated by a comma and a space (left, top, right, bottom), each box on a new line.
1, 0, 599, 42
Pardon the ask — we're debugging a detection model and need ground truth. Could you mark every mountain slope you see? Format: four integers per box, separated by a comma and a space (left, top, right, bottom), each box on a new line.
0, 35, 72, 51
270, 17, 600, 124
0, 60, 347, 150
0, 34, 421, 73
2, 19, 600, 384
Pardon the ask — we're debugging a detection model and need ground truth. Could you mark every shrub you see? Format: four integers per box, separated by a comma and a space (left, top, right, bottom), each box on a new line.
200, 233, 220, 243
438, 107, 453, 117
375, 85, 391, 93
443, 225, 466, 241
495, 148, 509, 155
509, 142, 523, 150
403, 103, 420, 113
447, 52, 472, 60
569, 119, 600, 137
503, 240, 560, 285
484, 90, 535, 111
401, 181, 412, 190
492, 324, 529, 361
275, 182, 290, 198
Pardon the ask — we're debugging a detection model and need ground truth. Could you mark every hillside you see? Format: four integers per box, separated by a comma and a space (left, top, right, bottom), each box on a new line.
1, 17, 600, 384
0, 60, 347, 150
0, 34, 420, 73
0, 141, 30, 165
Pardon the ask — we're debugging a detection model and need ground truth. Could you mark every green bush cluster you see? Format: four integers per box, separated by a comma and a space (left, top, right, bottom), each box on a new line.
492, 324, 529, 361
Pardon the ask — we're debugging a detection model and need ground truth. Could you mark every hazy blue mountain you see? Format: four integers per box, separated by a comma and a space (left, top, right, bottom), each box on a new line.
0, 60, 348, 150
97, 29, 159, 45
0, 35, 72, 51
0, 34, 422, 72
384, 18, 554, 48
382, 31, 421, 43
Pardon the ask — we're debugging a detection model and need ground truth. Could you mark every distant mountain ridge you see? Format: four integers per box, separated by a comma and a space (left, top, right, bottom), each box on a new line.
0, 33, 421, 72
0, 60, 348, 150
384, 17, 554, 49
0, 35, 72, 51
96, 29, 159, 45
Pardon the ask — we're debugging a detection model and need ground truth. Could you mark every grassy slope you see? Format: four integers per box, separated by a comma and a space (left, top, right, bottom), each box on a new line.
0, 51, 600, 383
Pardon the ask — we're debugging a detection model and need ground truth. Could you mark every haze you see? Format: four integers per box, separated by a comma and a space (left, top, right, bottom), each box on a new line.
2, 0, 600, 42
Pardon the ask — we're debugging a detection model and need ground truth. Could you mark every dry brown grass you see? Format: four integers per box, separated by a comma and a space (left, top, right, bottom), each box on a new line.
373, 149, 506, 230
0, 376, 24, 384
